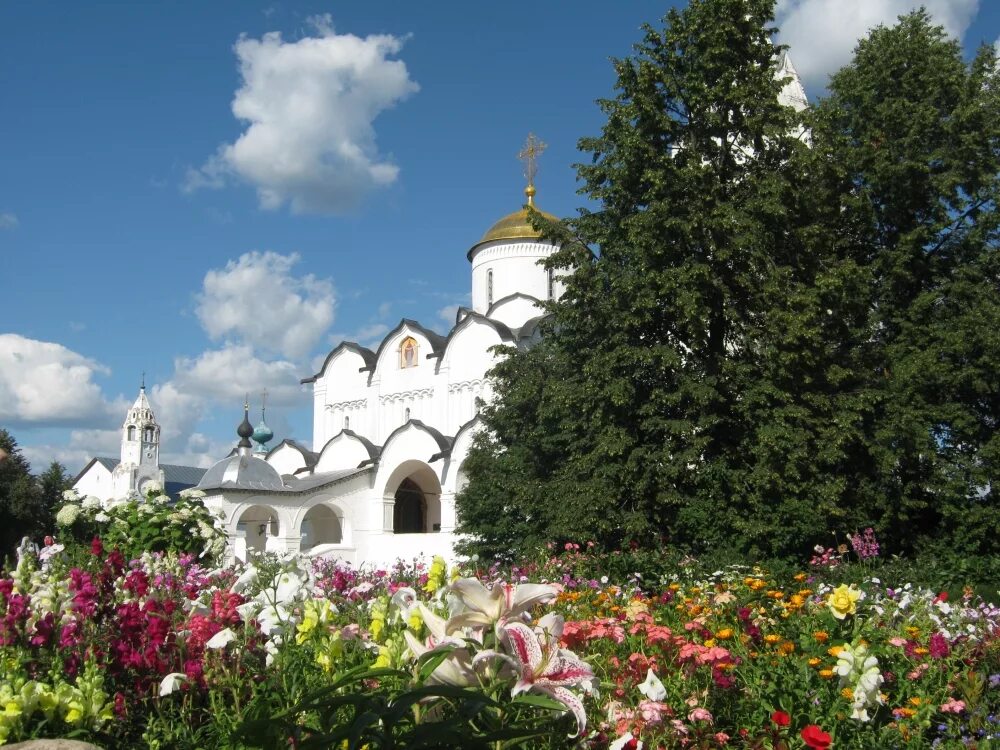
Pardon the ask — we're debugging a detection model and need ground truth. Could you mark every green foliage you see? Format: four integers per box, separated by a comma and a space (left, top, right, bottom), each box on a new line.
0, 429, 55, 561
236, 665, 570, 749
55, 488, 227, 564
458, 1, 1000, 563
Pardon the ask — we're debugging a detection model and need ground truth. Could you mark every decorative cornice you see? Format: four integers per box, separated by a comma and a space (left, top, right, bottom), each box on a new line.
448, 379, 485, 393
379, 388, 433, 404
325, 399, 367, 411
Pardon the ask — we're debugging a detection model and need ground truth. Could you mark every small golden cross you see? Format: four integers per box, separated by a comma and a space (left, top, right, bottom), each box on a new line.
518, 133, 547, 188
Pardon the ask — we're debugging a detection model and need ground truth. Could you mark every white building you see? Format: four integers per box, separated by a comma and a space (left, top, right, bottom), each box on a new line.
197, 177, 564, 566
74, 386, 205, 503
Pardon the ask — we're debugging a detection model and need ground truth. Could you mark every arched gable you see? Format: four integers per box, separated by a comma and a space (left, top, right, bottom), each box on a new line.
265, 439, 316, 476
377, 420, 452, 479
439, 313, 512, 377
301, 342, 376, 385
315, 429, 380, 472
485, 292, 546, 329
368, 319, 447, 382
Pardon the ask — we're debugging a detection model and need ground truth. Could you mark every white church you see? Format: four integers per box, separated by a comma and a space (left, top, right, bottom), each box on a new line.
77, 135, 568, 566
74, 57, 809, 566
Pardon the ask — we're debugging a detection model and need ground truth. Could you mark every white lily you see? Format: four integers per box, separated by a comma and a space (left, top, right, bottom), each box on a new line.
447, 578, 558, 631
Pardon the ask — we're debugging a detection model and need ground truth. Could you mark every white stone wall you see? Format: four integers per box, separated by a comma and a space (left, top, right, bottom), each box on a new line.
470, 239, 560, 316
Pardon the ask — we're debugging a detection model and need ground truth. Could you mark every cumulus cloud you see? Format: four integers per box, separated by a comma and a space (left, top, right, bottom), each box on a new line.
150, 345, 307, 464
185, 14, 419, 213
196, 251, 335, 359
775, 0, 979, 91
0, 335, 124, 427
0, 212, 17, 229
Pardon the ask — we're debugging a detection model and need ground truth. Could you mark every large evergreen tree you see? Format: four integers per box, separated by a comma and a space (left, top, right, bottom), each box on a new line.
810, 11, 1000, 555
457, 4, 1000, 561
457, 0, 854, 559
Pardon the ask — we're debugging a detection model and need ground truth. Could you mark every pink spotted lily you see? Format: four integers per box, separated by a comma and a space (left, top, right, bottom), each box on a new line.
493, 612, 597, 736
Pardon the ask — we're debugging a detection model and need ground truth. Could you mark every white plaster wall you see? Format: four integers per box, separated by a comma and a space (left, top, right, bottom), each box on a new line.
470, 240, 559, 314
374, 329, 440, 443
267, 445, 308, 476
74, 464, 114, 502
314, 349, 371, 449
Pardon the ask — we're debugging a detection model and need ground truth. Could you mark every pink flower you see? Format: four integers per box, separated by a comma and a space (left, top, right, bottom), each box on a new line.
940, 698, 966, 714
638, 700, 670, 724
929, 632, 950, 659
889, 637, 907, 647
714, 732, 730, 745
688, 707, 713, 723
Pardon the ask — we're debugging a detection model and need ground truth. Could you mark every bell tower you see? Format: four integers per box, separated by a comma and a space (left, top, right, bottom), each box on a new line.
111, 377, 165, 502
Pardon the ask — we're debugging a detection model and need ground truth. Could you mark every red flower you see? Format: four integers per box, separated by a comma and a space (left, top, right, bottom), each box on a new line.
801, 724, 831, 749
771, 710, 791, 727
91, 536, 103, 557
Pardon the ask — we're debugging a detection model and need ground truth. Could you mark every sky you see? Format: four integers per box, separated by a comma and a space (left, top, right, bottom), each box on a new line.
3, 1, 999, 475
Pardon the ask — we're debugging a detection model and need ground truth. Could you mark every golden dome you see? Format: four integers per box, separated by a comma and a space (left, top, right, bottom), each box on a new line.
476, 187, 558, 246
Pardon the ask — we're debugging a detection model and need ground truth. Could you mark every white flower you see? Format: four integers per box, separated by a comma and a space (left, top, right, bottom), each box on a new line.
55, 504, 81, 526
638, 668, 666, 701
153, 494, 171, 504
144, 481, 162, 495
81, 495, 101, 510
62, 489, 80, 502
159, 672, 188, 696
205, 628, 238, 649
611, 733, 643, 750
179, 488, 206, 499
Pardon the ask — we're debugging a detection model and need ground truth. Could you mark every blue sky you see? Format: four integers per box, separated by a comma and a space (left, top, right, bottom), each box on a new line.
2, 1, 998, 474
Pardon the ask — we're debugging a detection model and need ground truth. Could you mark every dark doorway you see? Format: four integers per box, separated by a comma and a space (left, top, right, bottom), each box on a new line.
393, 478, 426, 533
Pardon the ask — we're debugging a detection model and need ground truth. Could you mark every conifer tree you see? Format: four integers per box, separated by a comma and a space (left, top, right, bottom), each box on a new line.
811, 11, 1000, 555
458, 0, 843, 559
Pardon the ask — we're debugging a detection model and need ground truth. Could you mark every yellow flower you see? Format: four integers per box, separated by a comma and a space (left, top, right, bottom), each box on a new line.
2, 701, 21, 719
423, 555, 448, 594
813, 631, 829, 643
909, 697, 922, 707
914, 647, 929, 656
841, 687, 855, 700
794, 573, 808, 582
778, 641, 795, 655
906, 626, 921, 638
819, 669, 835, 679
763, 634, 781, 645
827, 584, 861, 619
828, 645, 844, 657
703, 638, 716, 648
808, 657, 821, 667
715, 628, 734, 640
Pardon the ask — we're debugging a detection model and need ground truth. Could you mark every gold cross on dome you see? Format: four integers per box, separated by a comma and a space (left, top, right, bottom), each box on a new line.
518, 133, 547, 189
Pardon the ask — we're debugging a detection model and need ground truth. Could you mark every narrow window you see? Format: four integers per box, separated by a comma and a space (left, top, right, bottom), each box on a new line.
344, 415, 350, 430
404, 407, 411, 421
144, 428, 153, 442
547, 267, 555, 300
487, 269, 494, 306
400, 337, 418, 368
127, 426, 136, 441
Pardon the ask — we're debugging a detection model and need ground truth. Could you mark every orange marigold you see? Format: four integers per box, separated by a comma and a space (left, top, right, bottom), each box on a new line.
819, 669, 835, 679
813, 631, 829, 643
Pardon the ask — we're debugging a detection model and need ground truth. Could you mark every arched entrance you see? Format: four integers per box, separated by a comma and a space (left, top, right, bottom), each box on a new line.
235, 504, 279, 560
383, 460, 442, 534
301, 504, 343, 549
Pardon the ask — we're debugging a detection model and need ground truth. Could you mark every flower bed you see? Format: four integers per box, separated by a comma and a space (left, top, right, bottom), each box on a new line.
0, 538, 998, 748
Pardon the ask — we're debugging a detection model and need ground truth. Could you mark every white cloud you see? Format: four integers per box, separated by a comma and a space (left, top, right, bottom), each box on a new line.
196, 251, 335, 359
186, 15, 419, 214
170, 344, 304, 406
775, 0, 979, 91
0, 335, 125, 427
438, 304, 461, 326
0, 212, 18, 229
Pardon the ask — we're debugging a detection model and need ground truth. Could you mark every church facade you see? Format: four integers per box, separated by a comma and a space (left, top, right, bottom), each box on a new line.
197, 170, 564, 566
